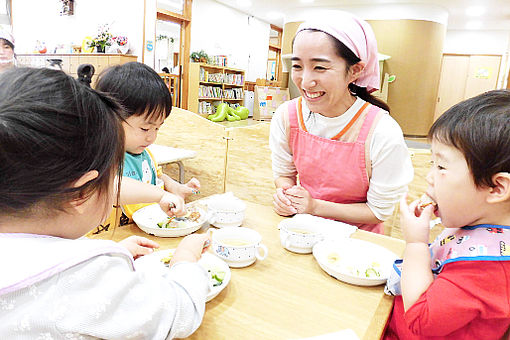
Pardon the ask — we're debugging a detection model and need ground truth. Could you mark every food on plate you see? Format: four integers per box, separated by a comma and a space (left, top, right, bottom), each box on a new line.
156, 209, 202, 229
326, 252, 382, 278
208, 268, 226, 287
418, 193, 437, 210
327, 252, 340, 263
160, 253, 225, 287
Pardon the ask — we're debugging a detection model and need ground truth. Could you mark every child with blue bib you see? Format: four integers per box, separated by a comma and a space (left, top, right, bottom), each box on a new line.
96, 62, 200, 223
384, 90, 510, 339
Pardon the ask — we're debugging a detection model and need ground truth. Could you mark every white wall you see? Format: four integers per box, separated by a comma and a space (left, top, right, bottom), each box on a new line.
191, 0, 269, 81
443, 30, 510, 55
12, 0, 143, 56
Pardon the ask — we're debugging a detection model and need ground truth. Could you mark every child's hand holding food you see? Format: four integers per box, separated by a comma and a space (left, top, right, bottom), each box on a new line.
400, 194, 434, 244
119, 236, 160, 260
159, 192, 186, 217
169, 232, 211, 266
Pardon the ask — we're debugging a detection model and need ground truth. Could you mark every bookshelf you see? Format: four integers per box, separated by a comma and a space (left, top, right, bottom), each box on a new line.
187, 63, 245, 116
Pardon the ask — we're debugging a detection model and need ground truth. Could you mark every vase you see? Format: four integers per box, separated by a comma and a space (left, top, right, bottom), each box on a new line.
96, 45, 105, 53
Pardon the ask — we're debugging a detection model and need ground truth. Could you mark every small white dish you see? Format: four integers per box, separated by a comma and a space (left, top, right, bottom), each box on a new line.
207, 198, 246, 228
279, 219, 323, 254
312, 238, 398, 286
135, 249, 231, 302
132, 202, 209, 238
212, 227, 268, 268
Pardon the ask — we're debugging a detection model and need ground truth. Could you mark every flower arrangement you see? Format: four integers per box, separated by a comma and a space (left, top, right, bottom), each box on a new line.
88, 24, 113, 51
114, 36, 128, 46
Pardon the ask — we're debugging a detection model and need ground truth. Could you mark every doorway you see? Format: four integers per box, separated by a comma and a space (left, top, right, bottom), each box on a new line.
434, 54, 502, 120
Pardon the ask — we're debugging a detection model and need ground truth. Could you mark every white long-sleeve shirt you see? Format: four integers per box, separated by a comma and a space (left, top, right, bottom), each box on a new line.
0, 236, 208, 340
269, 98, 414, 221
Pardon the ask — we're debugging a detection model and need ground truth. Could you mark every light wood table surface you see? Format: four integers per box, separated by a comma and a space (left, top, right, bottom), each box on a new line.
88, 200, 405, 340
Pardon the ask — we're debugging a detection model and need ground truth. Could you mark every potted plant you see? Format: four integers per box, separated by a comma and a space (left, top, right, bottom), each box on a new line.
190, 50, 209, 63
88, 24, 113, 53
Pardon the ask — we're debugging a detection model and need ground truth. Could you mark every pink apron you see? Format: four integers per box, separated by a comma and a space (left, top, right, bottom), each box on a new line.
288, 97, 384, 233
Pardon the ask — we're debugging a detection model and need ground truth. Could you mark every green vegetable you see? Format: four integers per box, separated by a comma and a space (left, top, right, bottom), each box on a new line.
208, 269, 226, 286
365, 267, 380, 278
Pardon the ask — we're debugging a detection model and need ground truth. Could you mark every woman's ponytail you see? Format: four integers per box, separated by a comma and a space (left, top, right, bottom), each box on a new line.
349, 83, 390, 113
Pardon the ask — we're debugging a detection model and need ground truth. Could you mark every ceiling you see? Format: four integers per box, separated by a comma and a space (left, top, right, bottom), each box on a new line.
213, 0, 510, 31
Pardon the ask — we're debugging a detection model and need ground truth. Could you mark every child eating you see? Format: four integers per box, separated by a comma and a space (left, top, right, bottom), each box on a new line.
0, 67, 210, 338
95, 62, 200, 223
384, 90, 510, 339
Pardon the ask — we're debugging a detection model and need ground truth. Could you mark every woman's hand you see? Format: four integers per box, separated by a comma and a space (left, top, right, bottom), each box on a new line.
273, 187, 297, 216
285, 185, 316, 214
159, 192, 186, 217
169, 232, 211, 266
400, 194, 434, 244
119, 236, 159, 260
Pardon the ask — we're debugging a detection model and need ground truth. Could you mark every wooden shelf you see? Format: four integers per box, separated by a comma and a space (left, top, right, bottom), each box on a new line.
188, 63, 245, 115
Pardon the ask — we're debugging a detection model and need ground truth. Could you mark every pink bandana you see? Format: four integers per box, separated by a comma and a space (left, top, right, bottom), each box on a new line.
297, 12, 380, 93
0, 28, 14, 47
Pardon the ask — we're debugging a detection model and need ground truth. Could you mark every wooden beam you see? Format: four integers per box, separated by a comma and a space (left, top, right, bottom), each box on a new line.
157, 8, 190, 22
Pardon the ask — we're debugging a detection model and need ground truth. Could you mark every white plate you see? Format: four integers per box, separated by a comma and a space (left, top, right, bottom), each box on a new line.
312, 238, 398, 286
135, 249, 231, 302
132, 203, 209, 237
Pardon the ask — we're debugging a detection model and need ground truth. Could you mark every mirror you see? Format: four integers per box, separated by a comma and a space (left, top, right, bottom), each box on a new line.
156, 19, 180, 74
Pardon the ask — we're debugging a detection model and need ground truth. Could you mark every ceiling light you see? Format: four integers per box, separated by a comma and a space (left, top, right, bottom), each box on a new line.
236, 0, 252, 8
266, 11, 284, 20
465, 20, 482, 30
465, 6, 486, 17
300, 0, 315, 3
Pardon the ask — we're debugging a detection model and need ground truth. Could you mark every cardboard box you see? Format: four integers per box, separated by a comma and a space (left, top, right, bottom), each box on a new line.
253, 85, 290, 121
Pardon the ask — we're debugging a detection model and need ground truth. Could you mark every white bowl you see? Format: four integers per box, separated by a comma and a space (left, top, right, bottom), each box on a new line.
207, 198, 246, 228
279, 219, 324, 254
211, 227, 268, 268
313, 238, 398, 286
132, 203, 209, 238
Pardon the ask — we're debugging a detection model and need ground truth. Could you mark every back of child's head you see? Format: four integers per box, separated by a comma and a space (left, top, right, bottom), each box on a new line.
95, 62, 172, 121
429, 90, 510, 188
0, 67, 125, 216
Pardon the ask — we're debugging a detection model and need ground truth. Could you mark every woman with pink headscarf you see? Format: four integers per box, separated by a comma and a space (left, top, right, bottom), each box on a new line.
0, 29, 15, 73
270, 11, 413, 234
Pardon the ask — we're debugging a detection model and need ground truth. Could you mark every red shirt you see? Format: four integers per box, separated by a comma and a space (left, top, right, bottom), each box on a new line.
384, 261, 510, 339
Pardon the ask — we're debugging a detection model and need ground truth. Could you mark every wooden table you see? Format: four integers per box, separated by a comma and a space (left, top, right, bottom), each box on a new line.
88, 200, 405, 340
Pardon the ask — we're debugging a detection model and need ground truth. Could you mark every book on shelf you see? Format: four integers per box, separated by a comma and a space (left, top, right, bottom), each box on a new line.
199, 85, 223, 98
224, 73, 243, 85
223, 88, 244, 100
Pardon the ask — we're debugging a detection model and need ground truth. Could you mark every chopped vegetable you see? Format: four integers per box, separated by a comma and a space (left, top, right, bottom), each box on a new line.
208, 268, 225, 287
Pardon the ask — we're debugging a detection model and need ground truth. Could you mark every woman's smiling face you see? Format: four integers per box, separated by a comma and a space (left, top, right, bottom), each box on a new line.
291, 30, 358, 117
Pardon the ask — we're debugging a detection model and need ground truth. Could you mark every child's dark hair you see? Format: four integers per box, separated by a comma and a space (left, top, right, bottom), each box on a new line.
429, 90, 510, 188
294, 30, 390, 113
0, 67, 125, 216
95, 62, 172, 121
